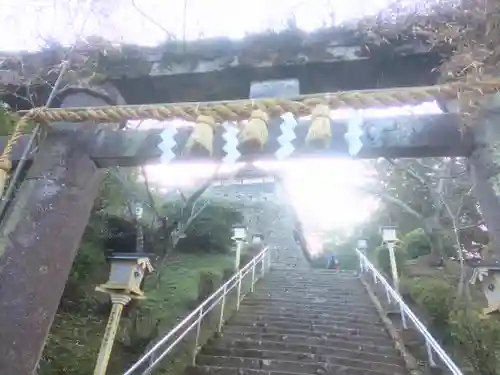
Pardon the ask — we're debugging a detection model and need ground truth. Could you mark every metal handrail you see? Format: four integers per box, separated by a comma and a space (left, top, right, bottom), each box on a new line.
356, 249, 464, 375
123, 246, 272, 375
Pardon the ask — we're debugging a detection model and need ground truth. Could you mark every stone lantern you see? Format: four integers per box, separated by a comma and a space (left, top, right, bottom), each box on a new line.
96, 252, 153, 297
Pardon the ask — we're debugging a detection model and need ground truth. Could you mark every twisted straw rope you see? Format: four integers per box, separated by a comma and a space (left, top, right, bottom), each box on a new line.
2, 79, 500, 171
17, 79, 500, 124
0, 115, 34, 172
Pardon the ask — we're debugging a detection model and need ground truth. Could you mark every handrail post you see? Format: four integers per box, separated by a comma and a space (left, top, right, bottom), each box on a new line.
266, 250, 272, 272
192, 307, 203, 365
234, 240, 242, 271
400, 305, 408, 328
260, 255, 265, 279
387, 242, 400, 292
385, 288, 392, 304
251, 259, 256, 293
236, 271, 242, 311
427, 340, 436, 367
218, 285, 227, 332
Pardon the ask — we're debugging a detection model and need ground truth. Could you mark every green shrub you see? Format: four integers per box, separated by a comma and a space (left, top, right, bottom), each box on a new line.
441, 232, 459, 258
376, 245, 407, 279
403, 228, 431, 259
405, 277, 500, 375
449, 309, 500, 375
407, 278, 455, 334
402, 228, 457, 259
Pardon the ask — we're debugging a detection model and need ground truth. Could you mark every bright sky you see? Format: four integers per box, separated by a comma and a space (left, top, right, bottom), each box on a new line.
0, 0, 395, 51
0, 0, 441, 233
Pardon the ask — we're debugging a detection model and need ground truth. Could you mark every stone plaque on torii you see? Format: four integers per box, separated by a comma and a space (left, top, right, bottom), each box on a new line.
0, 75, 499, 374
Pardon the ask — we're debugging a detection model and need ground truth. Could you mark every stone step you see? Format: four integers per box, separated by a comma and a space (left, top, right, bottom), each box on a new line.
263, 275, 361, 282
247, 292, 370, 301
227, 317, 387, 340
252, 293, 368, 302
227, 314, 386, 334
239, 304, 379, 320
255, 286, 368, 296
216, 333, 397, 355
256, 287, 367, 295
270, 267, 358, 274
268, 272, 360, 279
241, 298, 378, 313
248, 293, 374, 307
221, 325, 392, 345
254, 286, 363, 296
260, 281, 364, 290
267, 269, 359, 275
237, 308, 382, 324
196, 355, 404, 375
245, 299, 375, 310
201, 346, 406, 371
185, 365, 313, 375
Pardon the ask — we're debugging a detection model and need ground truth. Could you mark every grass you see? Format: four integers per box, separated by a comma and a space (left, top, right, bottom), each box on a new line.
141, 252, 236, 332
40, 251, 239, 375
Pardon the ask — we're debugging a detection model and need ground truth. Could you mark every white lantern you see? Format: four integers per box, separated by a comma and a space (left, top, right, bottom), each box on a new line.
252, 234, 264, 244
232, 226, 247, 241
381, 226, 398, 243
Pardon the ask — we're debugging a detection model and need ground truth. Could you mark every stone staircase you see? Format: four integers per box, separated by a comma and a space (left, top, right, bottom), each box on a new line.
186, 267, 409, 375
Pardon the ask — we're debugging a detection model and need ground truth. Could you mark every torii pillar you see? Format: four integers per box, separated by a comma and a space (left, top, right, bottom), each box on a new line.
0, 85, 125, 375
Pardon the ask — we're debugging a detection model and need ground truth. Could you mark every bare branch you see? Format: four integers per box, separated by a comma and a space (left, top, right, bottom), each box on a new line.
439, 186, 467, 298
433, 170, 468, 179
360, 186, 424, 222
457, 222, 484, 231
385, 158, 428, 186
140, 166, 161, 220
185, 201, 210, 229
179, 163, 223, 218
131, 0, 176, 40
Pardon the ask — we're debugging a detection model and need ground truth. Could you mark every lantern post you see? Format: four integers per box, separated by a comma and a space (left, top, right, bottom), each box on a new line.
93, 252, 153, 375
232, 225, 247, 271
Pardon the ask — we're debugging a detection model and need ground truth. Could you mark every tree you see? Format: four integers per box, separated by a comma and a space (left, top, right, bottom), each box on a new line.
362, 157, 482, 266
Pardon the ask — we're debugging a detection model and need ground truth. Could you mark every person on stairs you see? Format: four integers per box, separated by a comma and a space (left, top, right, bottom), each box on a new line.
326, 252, 340, 270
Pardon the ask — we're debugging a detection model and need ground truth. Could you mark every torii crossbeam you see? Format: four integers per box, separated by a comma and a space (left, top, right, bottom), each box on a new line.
0, 112, 474, 167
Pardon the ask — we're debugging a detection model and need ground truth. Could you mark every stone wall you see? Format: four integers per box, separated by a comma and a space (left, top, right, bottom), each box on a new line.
204, 178, 309, 268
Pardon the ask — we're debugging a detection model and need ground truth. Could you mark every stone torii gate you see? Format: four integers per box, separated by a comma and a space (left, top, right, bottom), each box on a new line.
1, 27, 500, 375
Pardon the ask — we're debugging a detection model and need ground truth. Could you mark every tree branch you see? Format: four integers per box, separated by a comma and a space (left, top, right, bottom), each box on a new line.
361, 187, 425, 222
385, 158, 428, 186
131, 0, 176, 40
185, 201, 210, 230
457, 222, 484, 231
140, 166, 162, 222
